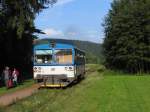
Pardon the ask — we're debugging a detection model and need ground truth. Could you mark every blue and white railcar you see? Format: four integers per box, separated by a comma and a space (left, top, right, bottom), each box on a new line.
33, 41, 85, 87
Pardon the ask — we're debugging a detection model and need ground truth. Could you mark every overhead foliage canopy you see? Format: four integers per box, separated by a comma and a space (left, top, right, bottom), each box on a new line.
103, 0, 150, 73
0, 0, 57, 77
0, 0, 57, 38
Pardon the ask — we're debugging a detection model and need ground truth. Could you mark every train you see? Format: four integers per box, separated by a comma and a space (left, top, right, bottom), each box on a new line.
33, 41, 85, 87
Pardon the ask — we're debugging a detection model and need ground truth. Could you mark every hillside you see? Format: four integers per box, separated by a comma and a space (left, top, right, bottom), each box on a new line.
35, 39, 103, 63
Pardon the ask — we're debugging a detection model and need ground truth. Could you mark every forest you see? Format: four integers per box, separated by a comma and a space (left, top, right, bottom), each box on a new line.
103, 0, 150, 73
0, 0, 56, 78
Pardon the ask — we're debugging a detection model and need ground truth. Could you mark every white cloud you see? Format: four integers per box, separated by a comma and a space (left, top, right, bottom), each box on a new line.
43, 28, 63, 36
67, 32, 77, 36
55, 0, 75, 6
41, 28, 101, 43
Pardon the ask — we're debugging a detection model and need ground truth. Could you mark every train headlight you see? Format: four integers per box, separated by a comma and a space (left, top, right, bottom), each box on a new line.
65, 66, 73, 71
38, 67, 42, 72
69, 67, 73, 70
34, 67, 42, 73
34, 67, 37, 72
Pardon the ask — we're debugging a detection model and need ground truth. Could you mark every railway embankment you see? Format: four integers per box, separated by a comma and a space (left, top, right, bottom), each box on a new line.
0, 84, 40, 106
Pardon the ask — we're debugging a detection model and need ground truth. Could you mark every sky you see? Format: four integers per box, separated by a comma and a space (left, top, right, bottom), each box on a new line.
34, 0, 112, 43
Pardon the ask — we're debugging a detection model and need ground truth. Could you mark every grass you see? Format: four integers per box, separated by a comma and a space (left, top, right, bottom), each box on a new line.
1, 64, 150, 112
0, 80, 34, 96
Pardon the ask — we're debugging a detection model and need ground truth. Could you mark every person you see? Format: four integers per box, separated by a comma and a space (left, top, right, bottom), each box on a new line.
3, 66, 12, 88
12, 68, 19, 86
44, 57, 48, 63
0, 72, 2, 87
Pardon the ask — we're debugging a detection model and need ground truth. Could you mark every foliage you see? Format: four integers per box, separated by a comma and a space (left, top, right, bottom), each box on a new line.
0, 0, 56, 77
103, 0, 150, 73
86, 53, 100, 64
0, 0, 56, 38
86, 64, 105, 73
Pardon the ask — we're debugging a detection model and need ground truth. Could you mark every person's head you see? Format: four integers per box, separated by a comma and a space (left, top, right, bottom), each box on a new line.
5, 66, 9, 70
13, 68, 16, 71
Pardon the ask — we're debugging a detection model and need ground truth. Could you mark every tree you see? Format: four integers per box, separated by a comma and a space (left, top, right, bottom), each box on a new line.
103, 0, 150, 73
0, 0, 57, 78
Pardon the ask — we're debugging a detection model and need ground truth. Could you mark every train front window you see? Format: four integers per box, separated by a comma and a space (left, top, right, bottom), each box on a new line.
35, 50, 53, 64
54, 49, 72, 64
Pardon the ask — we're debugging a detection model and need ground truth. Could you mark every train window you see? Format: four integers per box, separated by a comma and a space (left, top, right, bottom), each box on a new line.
55, 49, 72, 64
35, 50, 53, 64
75, 50, 85, 64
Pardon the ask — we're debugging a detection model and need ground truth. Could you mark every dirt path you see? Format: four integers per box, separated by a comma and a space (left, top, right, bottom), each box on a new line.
0, 84, 40, 106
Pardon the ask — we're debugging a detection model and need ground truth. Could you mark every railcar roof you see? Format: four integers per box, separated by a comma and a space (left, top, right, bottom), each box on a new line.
34, 43, 75, 50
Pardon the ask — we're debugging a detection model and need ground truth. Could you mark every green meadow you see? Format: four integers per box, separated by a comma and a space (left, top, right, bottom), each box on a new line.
1, 64, 150, 112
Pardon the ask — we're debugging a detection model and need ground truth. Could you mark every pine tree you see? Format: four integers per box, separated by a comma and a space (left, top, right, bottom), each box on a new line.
0, 0, 57, 77
103, 0, 150, 73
